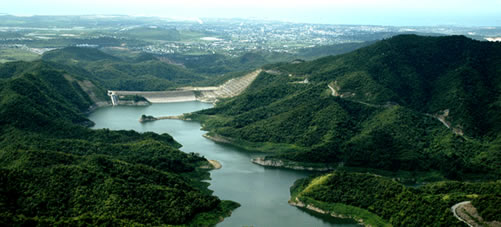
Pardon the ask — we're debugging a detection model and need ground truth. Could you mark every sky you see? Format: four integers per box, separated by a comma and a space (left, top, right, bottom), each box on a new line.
2, 0, 501, 26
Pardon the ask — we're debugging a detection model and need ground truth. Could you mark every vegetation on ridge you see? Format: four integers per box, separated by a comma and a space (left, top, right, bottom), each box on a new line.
290, 171, 501, 226
193, 35, 501, 180
0, 62, 238, 225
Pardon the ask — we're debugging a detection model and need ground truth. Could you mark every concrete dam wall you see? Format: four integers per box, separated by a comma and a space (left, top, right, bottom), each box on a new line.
108, 69, 261, 105
108, 90, 197, 104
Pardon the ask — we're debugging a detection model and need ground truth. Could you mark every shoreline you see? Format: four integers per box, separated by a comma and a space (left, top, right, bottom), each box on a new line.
289, 197, 374, 227
251, 157, 337, 171
202, 133, 338, 171
202, 133, 233, 144
199, 159, 223, 170
208, 160, 222, 169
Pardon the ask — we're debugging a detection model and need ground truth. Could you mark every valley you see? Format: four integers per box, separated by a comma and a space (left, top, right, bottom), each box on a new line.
0, 14, 500, 226
87, 102, 360, 226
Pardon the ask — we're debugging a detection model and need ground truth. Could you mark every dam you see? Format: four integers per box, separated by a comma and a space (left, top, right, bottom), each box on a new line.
108, 69, 261, 105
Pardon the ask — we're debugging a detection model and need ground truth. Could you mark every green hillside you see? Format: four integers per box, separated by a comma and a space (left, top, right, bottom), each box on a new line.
42, 47, 287, 91
290, 171, 501, 226
191, 35, 501, 180
0, 62, 238, 225
42, 47, 209, 91
296, 41, 374, 60
40, 41, 373, 92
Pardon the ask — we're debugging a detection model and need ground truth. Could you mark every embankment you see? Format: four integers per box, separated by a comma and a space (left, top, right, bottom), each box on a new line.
109, 69, 262, 105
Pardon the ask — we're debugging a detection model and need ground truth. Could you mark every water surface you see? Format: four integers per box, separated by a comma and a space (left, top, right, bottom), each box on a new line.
88, 102, 359, 227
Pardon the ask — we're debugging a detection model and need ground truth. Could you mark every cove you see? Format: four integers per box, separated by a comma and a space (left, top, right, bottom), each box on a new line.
88, 102, 359, 227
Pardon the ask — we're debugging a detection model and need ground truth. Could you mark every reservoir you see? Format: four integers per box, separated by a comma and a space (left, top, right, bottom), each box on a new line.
88, 102, 358, 227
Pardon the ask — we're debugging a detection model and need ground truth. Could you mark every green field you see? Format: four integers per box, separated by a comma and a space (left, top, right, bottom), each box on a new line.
0, 48, 40, 63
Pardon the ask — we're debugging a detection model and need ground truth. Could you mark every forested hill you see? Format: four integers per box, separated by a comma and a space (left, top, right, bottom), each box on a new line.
40, 42, 372, 91
0, 62, 238, 225
42, 47, 207, 91
290, 171, 501, 226
193, 35, 501, 180
272, 35, 501, 139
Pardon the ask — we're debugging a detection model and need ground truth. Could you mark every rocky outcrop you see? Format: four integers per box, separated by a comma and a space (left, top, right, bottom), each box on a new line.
208, 160, 222, 169
289, 197, 372, 227
139, 114, 187, 123
202, 133, 232, 144
139, 115, 157, 123
251, 157, 336, 171
199, 160, 222, 170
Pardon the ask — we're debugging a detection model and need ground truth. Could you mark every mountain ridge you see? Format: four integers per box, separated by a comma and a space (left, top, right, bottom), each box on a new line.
192, 34, 501, 180
0, 60, 239, 225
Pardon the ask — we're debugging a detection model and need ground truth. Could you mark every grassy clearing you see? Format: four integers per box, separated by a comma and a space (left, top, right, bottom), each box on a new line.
291, 174, 391, 227
299, 196, 392, 227
0, 48, 40, 63
302, 174, 332, 194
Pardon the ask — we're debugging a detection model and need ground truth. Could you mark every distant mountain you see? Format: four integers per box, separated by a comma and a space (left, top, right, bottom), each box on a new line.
296, 41, 374, 59
160, 42, 372, 75
193, 35, 501, 179
40, 44, 371, 92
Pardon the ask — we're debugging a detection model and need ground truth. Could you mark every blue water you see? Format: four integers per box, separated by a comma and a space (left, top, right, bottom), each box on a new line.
88, 102, 359, 227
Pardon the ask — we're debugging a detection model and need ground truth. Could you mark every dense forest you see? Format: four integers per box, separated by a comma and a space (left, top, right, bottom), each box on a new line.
290, 171, 501, 226
0, 62, 239, 225
0, 36, 374, 225
1, 34, 500, 225
192, 35, 501, 180
42, 47, 207, 91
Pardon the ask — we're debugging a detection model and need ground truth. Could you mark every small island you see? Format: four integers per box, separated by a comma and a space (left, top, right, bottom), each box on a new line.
139, 114, 186, 123
139, 114, 157, 123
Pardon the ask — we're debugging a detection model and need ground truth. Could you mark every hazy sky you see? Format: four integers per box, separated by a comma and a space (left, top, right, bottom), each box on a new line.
2, 0, 501, 26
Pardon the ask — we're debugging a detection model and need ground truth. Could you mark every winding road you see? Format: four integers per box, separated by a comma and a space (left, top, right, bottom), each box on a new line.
327, 84, 467, 138
451, 201, 474, 227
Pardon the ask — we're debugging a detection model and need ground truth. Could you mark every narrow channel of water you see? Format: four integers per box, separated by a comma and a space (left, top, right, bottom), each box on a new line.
88, 102, 359, 227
